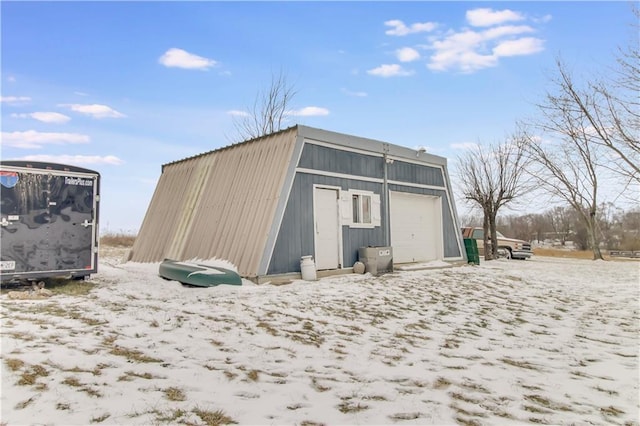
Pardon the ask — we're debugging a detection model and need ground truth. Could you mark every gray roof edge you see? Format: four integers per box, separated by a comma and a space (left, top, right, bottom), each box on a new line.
162, 124, 447, 170
162, 125, 300, 169
296, 125, 447, 166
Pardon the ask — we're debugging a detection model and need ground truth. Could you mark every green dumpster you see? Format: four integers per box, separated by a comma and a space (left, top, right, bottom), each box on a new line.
464, 238, 480, 265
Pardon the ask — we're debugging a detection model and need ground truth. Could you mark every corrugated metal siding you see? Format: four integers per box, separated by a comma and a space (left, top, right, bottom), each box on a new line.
130, 129, 297, 277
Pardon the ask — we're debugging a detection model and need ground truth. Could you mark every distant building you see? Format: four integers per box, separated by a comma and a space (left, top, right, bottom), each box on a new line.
130, 125, 466, 280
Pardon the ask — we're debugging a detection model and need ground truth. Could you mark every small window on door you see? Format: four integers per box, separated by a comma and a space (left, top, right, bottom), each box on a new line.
352, 194, 372, 224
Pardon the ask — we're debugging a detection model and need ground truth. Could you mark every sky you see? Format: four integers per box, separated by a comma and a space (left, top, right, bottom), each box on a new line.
1, 1, 636, 233
1, 250, 638, 425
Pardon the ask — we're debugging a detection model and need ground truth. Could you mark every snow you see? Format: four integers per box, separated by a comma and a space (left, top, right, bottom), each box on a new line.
1, 253, 639, 426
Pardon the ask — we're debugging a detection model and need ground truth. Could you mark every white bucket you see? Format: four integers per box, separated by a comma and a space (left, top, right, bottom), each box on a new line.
300, 256, 317, 281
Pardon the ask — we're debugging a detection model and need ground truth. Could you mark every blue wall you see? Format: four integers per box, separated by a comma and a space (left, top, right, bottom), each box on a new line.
266, 143, 461, 275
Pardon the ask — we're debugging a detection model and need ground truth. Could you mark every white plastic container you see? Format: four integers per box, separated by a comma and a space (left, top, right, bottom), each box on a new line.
300, 256, 317, 281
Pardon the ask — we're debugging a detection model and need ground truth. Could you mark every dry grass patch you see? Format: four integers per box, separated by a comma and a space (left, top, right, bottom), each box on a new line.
3, 330, 36, 342
4, 357, 25, 372
109, 345, 162, 363
163, 386, 186, 401
524, 394, 573, 412
46, 279, 95, 296
311, 377, 331, 392
14, 396, 37, 410
100, 233, 136, 247
246, 369, 260, 381
533, 247, 612, 259
256, 321, 279, 336
600, 405, 625, 417
90, 413, 111, 423
433, 376, 452, 389
337, 400, 369, 414
500, 357, 542, 371
192, 408, 238, 425
223, 370, 239, 380
154, 408, 188, 423
62, 376, 102, 397
450, 391, 481, 404
389, 412, 422, 421
17, 364, 49, 386
118, 370, 161, 381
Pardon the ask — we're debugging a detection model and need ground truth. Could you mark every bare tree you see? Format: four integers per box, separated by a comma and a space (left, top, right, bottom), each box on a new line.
521, 45, 640, 260
547, 206, 574, 246
520, 73, 607, 260
565, 58, 640, 190
457, 136, 531, 260
563, 6, 640, 193
231, 70, 297, 141
597, 7, 640, 190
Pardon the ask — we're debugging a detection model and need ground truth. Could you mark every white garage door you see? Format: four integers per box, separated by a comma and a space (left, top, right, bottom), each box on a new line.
390, 191, 443, 263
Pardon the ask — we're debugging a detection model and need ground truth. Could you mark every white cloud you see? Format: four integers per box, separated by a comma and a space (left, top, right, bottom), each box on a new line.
60, 103, 125, 119
396, 47, 420, 62
483, 25, 534, 40
367, 64, 414, 77
341, 88, 368, 97
18, 154, 124, 165
1, 96, 31, 104
288, 106, 330, 117
385, 19, 437, 36
159, 48, 217, 70
426, 24, 544, 73
466, 8, 525, 27
227, 110, 250, 117
427, 30, 497, 72
11, 112, 71, 124
493, 37, 545, 57
1, 130, 90, 149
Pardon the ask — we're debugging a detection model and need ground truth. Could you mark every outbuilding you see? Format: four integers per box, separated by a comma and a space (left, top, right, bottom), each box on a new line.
130, 125, 466, 280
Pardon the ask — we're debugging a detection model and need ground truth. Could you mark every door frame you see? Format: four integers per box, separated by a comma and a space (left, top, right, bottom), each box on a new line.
312, 184, 343, 270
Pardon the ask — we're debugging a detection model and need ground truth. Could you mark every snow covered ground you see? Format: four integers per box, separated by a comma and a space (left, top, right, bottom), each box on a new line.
1, 252, 638, 426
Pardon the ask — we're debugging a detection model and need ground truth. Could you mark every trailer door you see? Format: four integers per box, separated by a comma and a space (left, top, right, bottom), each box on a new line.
47, 172, 98, 273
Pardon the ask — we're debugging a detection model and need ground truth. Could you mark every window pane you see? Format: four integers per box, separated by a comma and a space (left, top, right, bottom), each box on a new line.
362, 195, 371, 223
472, 229, 484, 239
352, 195, 360, 223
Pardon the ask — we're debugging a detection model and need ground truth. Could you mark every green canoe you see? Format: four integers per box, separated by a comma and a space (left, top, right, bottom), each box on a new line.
159, 259, 242, 287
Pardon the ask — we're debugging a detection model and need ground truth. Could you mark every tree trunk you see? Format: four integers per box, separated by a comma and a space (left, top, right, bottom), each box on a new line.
489, 213, 499, 259
587, 212, 604, 260
483, 214, 493, 260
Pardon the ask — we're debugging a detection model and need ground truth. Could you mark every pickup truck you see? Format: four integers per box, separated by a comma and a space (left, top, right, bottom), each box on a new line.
461, 227, 532, 260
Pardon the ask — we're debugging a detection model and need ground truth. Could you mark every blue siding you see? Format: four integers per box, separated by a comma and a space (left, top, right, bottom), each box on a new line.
388, 160, 444, 187
298, 144, 383, 178
267, 173, 385, 275
266, 143, 461, 275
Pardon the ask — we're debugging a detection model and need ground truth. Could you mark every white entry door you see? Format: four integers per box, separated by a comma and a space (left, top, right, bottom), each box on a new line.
314, 187, 341, 270
390, 191, 442, 263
